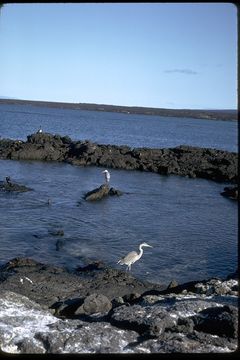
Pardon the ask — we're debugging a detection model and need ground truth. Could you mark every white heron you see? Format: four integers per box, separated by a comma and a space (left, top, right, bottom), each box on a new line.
102, 169, 110, 184
117, 242, 153, 271
37, 126, 43, 134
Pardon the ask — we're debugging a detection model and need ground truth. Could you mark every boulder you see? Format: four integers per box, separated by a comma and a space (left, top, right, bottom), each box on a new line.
51, 297, 84, 317
75, 293, 112, 315
167, 280, 179, 289
109, 187, 123, 196
220, 186, 238, 200
110, 304, 176, 337
192, 305, 238, 338
0, 180, 32, 192
84, 184, 123, 201
84, 184, 110, 201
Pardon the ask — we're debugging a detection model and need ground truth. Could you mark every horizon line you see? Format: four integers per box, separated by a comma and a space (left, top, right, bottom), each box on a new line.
0, 97, 237, 112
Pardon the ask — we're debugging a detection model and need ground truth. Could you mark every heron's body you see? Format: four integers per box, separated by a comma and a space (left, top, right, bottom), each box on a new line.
102, 170, 110, 184
117, 242, 152, 271
37, 126, 43, 134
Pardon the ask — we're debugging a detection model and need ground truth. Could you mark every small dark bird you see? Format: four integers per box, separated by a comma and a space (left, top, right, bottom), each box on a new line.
5, 176, 11, 185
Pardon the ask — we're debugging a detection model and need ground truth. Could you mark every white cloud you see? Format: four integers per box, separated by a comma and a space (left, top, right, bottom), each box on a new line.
164, 69, 198, 75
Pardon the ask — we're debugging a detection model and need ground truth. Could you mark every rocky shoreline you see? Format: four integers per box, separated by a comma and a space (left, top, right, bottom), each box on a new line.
0, 257, 238, 354
0, 133, 238, 187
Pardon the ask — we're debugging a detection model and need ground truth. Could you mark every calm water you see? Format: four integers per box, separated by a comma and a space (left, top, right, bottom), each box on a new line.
0, 104, 238, 285
0, 103, 238, 151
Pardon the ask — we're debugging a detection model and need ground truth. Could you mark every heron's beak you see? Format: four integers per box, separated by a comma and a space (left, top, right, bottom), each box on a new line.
147, 245, 153, 248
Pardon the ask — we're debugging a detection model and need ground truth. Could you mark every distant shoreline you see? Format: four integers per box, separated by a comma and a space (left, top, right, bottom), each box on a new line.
0, 98, 237, 121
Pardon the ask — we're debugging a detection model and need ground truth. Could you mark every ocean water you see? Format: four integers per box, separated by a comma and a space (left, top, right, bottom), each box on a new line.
0, 104, 238, 285
0, 103, 238, 151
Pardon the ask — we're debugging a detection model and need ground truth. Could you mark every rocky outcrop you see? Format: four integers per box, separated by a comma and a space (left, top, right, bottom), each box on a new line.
84, 184, 123, 201
0, 257, 164, 307
0, 258, 238, 353
0, 180, 32, 192
0, 133, 238, 184
220, 186, 238, 200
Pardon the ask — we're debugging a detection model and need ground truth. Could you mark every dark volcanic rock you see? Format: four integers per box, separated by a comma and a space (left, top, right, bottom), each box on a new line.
8, 133, 69, 161
84, 184, 110, 201
0, 133, 237, 184
109, 187, 123, 196
110, 304, 176, 337
0, 180, 32, 192
53, 293, 112, 318
167, 280, 179, 289
84, 184, 123, 201
75, 261, 106, 272
139, 276, 238, 299
132, 330, 237, 353
192, 305, 238, 338
0, 258, 238, 354
0, 290, 138, 354
75, 293, 112, 315
48, 229, 64, 237
0, 258, 164, 308
220, 186, 238, 200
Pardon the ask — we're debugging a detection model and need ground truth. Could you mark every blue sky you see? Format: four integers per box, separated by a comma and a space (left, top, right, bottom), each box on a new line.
0, 3, 237, 109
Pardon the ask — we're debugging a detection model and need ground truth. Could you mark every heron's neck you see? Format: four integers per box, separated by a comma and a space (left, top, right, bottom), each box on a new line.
138, 245, 144, 258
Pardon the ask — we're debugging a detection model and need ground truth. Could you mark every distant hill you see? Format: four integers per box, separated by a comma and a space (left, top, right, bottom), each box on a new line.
0, 98, 237, 121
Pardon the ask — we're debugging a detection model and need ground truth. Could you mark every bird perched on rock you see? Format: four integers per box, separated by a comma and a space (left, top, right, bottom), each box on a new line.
5, 176, 12, 185
117, 242, 153, 271
6, 176, 13, 186
102, 169, 110, 184
37, 126, 43, 134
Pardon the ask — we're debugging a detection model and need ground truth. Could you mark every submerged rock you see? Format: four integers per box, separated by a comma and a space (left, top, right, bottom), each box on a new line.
109, 187, 123, 196
220, 186, 238, 200
48, 229, 64, 237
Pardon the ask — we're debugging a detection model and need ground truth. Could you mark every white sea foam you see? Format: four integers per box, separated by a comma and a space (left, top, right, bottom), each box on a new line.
0, 291, 58, 353
0, 291, 137, 354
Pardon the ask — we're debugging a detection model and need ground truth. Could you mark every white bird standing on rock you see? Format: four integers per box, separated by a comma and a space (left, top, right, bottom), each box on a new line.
37, 126, 43, 134
102, 169, 110, 184
117, 242, 153, 271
